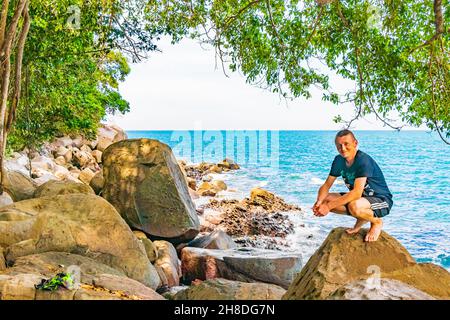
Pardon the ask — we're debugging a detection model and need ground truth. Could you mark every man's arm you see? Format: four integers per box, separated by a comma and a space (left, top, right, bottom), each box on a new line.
327, 177, 367, 210
314, 175, 337, 208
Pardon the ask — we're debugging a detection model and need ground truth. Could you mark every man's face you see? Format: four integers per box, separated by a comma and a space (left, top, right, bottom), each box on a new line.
335, 134, 358, 159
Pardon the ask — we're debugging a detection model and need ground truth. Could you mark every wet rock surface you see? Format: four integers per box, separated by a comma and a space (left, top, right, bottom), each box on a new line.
173, 278, 285, 300
199, 191, 301, 239
283, 227, 450, 300
180, 247, 302, 288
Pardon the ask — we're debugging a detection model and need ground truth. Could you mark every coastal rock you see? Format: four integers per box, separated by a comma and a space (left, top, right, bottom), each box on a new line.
3, 253, 164, 300
4, 251, 125, 280
249, 187, 300, 212
133, 230, 148, 240
91, 150, 102, 164
142, 238, 158, 263
0, 191, 13, 208
208, 165, 223, 174
181, 247, 254, 283
381, 263, 450, 299
32, 171, 57, 186
86, 274, 164, 300
202, 175, 213, 182
53, 136, 72, 148
78, 168, 95, 185
71, 135, 84, 149
187, 230, 237, 250
96, 124, 127, 152
197, 182, 217, 197
96, 137, 113, 153
186, 177, 196, 190
180, 247, 301, 288
328, 278, 435, 300
109, 124, 128, 142
0, 194, 160, 289
4, 155, 30, 176
54, 156, 66, 166
83, 137, 98, 150
174, 278, 285, 300
31, 155, 55, 172
0, 273, 42, 300
211, 180, 227, 192
250, 188, 275, 206
217, 158, 240, 170
68, 167, 80, 179
80, 144, 92, 153
52, 164, 71, 180
33, 180, 94, 198
0, 272, 164, 300
72, 149, 96, 169
54, 146, 69, 158
222, 249, 303, 289
282, 227, 417, 300
63, 149, 73, 163
0, 247, 5, 271
89, 170, 104, 195
203, 199, 295, 238
153, 241, 181, 287
3, 170, 37, 201
102, 139, 200, 242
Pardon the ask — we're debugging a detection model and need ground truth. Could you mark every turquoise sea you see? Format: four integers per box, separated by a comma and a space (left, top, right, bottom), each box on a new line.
127, 130, 450, 270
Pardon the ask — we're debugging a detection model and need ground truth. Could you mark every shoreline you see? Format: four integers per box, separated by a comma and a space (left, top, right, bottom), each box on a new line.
0, 125, 448, 300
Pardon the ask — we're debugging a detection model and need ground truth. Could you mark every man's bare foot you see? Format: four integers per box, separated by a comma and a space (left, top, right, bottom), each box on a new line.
346, 218, 367, 234
365, 219, 383, 242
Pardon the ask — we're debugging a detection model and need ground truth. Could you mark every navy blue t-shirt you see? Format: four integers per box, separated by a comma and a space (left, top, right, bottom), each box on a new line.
329, 150, 393, 204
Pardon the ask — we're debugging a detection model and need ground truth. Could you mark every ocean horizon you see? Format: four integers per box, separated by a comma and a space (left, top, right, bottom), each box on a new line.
127, 130, 450, 271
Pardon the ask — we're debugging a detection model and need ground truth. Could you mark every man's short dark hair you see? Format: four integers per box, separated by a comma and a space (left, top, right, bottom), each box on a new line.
335, 129, 356, 141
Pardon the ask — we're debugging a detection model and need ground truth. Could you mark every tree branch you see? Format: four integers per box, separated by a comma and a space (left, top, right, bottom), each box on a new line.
0, 0, 10, 46
7, 2, 30, 133
0, 0, 26, 59
222, 0, 263, 31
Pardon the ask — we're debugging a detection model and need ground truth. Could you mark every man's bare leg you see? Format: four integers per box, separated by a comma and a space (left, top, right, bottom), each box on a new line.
322, 193, 347, 215
322, 193, 367, 233
347, 198, 383, 242
346, 218, 368, 234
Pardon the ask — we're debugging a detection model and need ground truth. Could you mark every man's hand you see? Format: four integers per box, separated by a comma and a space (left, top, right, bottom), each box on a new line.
312, 200, 322, 214
314, 203, 330, 217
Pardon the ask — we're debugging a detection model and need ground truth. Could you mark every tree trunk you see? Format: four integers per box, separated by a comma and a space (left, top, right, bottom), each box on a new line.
434, 0, 444, 35
0, 0, 29, 194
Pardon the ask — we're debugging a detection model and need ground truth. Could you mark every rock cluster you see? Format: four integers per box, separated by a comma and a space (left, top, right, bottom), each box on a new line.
4, 123, 126, 188
2, 124, 447, 301
283, 227, 450, 300
180, 247, 302, 289
199, 188, 301, 239
173, 278, 285, 300
178, 159, 239, 197
102, 139, 200, 243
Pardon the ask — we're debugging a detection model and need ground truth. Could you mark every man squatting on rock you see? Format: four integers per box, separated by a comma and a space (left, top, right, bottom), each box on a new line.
313, 129, 393, 242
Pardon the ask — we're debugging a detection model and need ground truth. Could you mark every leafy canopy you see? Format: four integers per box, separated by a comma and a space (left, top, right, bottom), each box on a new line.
146, 0, 449, 141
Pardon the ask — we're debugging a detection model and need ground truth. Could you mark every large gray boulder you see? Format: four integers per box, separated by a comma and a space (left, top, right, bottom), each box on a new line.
3, 170, 37, 201
328, 279, 435, 300
0, 247, 5, 271
187, 230, 237, 250
0, 252, 164, 300
174, 278, 285, 300
102, 139, 200, 243
181, 247, 302, 288
283, 227, 450, 300
33, 180, 95, 198
0, 194, 160, 289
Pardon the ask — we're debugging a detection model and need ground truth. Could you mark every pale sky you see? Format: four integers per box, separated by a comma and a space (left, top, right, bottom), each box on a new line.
107, 37, 420, 131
